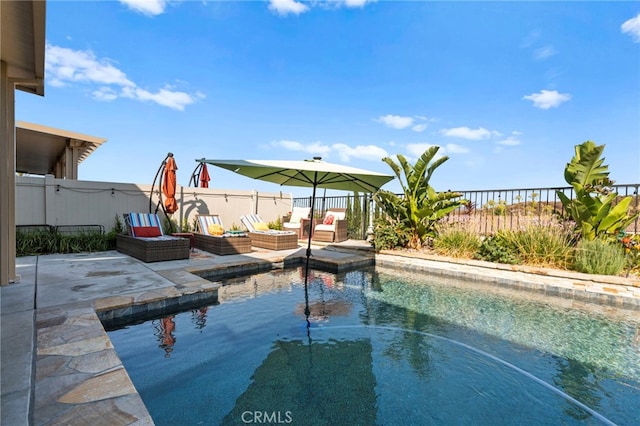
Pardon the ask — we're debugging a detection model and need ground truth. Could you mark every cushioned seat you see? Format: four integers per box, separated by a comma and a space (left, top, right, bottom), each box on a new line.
116, 213, 190, 262
240, 214, 299, 250
282, 207, 311, 238
194, 215, 251, 255
312, 209, 348, 243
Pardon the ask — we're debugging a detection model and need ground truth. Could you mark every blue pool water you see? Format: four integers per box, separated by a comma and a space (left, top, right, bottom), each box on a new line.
107, 266, 640, 425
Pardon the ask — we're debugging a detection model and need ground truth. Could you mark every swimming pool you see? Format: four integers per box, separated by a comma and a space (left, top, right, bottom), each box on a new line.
107, 266, 640, 425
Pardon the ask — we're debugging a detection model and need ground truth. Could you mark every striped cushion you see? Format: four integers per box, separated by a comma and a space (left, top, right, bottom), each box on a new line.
197, 215, 223, 236
241, 214, 295, 235
127, 213, 164, 237
241, 214, 266, 233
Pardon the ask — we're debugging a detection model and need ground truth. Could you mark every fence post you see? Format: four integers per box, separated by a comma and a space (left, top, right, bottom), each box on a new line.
366, 194, 374, 241
45, 174, 56, 226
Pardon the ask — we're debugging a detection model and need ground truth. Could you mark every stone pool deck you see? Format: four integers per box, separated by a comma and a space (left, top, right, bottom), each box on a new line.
2, 242, 639, 425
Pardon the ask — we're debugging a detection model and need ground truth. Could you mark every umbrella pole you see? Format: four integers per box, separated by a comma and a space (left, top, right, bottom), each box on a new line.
303, 176, 318, 331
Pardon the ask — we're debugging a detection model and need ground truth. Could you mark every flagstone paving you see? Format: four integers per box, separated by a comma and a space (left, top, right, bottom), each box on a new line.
2, 242, 638, 425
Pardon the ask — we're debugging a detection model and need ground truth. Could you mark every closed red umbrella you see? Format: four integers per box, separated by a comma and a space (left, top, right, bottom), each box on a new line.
199, 163, 210, 188
162, 154, 179, 214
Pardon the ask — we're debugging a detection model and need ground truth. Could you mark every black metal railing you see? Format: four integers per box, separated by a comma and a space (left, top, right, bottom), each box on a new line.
294, 184, 640, 239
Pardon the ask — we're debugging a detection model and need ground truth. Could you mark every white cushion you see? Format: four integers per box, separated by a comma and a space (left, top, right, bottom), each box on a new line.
326, 211, 345, 221
288, 207, 310, 224
314, 224, 335, 232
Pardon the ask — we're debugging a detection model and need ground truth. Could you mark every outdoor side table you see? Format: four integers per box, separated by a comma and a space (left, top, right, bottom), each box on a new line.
171, 232, 195, 253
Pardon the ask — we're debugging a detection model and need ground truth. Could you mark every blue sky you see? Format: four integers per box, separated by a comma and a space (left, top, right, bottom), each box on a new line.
16, 1, 640, 197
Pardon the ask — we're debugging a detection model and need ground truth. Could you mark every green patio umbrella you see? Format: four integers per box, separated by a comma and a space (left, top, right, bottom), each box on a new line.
201, 157, 394, 324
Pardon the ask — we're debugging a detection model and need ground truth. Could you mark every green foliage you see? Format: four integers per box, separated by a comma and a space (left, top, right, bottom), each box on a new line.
574, 238, 626, 275
16, 230, 110, 256
557, 141, 639, 241
346, 192, 363, 239
499, 225, 574, 269
370, 218, 411, 251
113, 214, 125, 234
267, 217, 283, 230
476, 235, 519, 264
375, 146, 466, 249
433, 225, 481, 258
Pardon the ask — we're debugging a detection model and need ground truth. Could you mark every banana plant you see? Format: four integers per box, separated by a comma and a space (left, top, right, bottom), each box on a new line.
375, 146, 466, 249
557, 141, 638, 241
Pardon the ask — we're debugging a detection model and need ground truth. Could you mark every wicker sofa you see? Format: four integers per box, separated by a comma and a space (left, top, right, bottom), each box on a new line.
240, 214, 299, 250
116, 213, 190, 262
194, 215, 252, 255
312, 209, 348, 243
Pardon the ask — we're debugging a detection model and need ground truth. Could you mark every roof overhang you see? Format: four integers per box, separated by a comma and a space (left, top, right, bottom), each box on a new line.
1, 1, 46, 95
16, 121, 107, 178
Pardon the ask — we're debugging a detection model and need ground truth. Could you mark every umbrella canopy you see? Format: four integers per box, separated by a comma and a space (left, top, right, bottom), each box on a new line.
162, 154, 179, 214
199, 163, 210, 188
202, 158, 393, 193
203, 157, 394, 326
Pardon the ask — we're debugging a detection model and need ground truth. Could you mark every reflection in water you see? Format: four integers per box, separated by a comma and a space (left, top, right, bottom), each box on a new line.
108, 267, 640, 426
221, 339, 377, 426
153, 316, 176, 358
553, 358, 603, 421
190, 306, 209, 330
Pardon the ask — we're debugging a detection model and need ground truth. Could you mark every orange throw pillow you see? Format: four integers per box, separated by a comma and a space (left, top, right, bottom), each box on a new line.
133, 226, 161, 237
323, 215, 334, 225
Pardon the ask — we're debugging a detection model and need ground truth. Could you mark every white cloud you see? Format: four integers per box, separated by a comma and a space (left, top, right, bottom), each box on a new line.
622, 13, 640, 43
511, 130, 523, 136
445, 144, 470, 154
45, 43, 202, 111
344, 0, 375, 7
273, 140, 387, 162
46, 44, 134, 87
119, 0, 167, 16
406, 143, 437, 158
377, 114, 431, 131
533, 45, 557, 60
405, 143, 468, 157
269, 0, 310, 16
378, 114, 414, 129
497, 136, 521, 146
273, 140, 331, 156
440, 126, 493, 140
333, 144, 388, 161
523, 89, 571, 109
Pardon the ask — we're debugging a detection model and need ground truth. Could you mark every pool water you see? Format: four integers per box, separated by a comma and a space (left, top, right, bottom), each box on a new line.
107, 266, 640, 425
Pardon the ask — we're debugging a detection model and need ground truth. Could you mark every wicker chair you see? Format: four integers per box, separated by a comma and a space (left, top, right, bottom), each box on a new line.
282, 207, 311, 238
312, 209, 348, 243
116, 213, 190, 262
240, 214, 299, 250
194, 215, 252, 255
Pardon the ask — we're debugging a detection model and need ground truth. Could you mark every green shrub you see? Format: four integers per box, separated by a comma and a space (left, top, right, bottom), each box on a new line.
476, 235, 519, 264
499, 225, 574, 269
574, 238, 626, 275
371, 218, 410, 251
433, 224, 481, 258
16, 230, 109, 256
267, 217, 283, 230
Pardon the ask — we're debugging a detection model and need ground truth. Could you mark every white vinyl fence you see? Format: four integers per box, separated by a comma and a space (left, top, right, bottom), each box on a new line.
16, 175, 293, 233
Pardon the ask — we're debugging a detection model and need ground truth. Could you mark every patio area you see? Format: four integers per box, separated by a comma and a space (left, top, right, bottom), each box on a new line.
2, 241, 639, 425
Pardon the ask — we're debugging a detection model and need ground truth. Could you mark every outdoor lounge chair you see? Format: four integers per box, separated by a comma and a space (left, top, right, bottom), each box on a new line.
282, 207, 311, 238
240, 214, 299, 251
312, 209, 348, 243
194, 215, 252, 255
116, 213, 190, 262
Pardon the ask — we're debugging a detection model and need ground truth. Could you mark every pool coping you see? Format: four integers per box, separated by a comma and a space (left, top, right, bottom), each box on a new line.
3, 245, 639, 426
